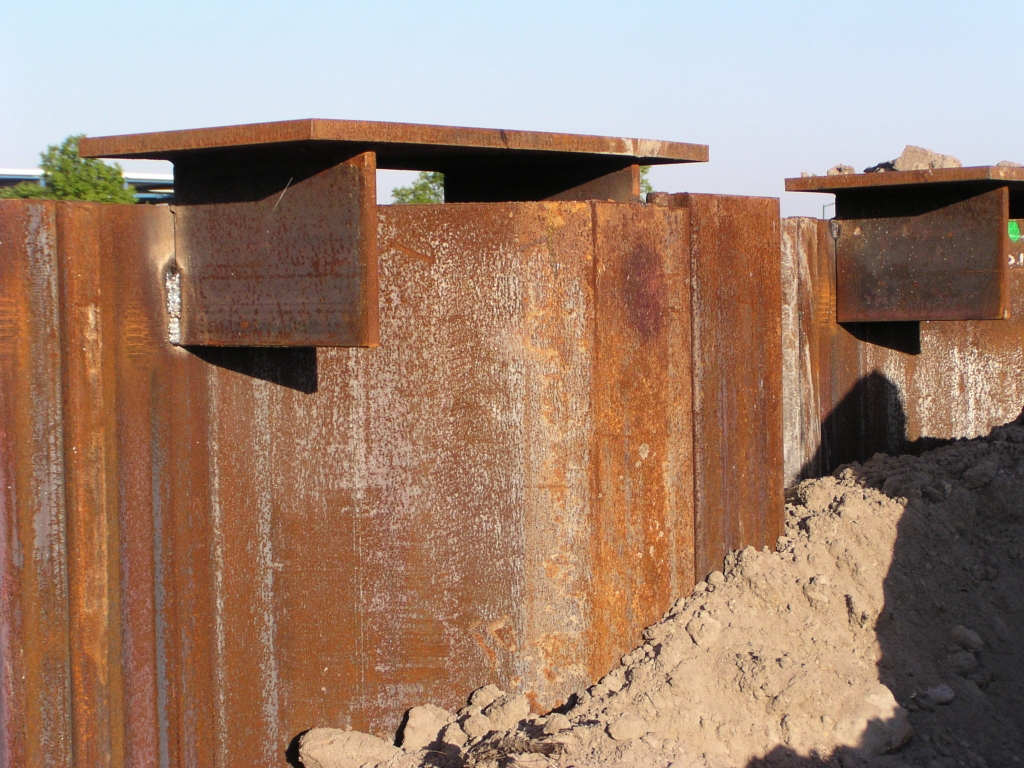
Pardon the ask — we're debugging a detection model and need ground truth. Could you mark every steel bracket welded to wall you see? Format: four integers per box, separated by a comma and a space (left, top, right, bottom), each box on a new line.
172, 151, 379, 346
81, 119, 708, 347
786, 166, 1024, 321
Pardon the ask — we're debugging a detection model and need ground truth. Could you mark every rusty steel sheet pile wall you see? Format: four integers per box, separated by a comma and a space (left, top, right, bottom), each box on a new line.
0, 201, 73, 768
0, 195, 783, 768
782, 216, 1024, 485
673, 194, 784, 577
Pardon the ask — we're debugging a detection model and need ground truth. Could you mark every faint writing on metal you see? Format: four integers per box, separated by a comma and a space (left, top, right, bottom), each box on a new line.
0, 297, 18, 342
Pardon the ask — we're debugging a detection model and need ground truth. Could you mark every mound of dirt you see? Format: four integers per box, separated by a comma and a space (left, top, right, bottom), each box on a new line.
300, 422, 1024, 768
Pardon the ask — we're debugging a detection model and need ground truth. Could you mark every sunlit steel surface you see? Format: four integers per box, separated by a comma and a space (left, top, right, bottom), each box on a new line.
1, 183, 783, 767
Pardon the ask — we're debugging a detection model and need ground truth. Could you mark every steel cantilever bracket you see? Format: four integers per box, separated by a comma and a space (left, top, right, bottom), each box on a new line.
171, 151, 379, 347
80, 118, 708, 345
786, 166, 1024, 322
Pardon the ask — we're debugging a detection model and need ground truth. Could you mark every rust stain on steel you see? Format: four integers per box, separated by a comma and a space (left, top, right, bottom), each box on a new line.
589, 204, 694, 681
53, 202, 214, 768
833, 186, 1009, 321
57, 203, 126, 768
782, 217, 1024, 483
100, 205, 180, 768
79, 118, 708, 166
173, 151, 378, 347
668, 193, 785, 578
0, 200, 73, 768
187, 202, 571, 754
170, 201, 700, 757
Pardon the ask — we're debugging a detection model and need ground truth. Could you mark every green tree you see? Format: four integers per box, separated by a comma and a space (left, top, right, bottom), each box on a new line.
0, 135, 136, 203
391, 171, 444, 204
640, 166, 654, 196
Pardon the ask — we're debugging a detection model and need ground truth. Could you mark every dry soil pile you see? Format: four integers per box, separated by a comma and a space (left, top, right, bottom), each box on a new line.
299, 420, 1024, 768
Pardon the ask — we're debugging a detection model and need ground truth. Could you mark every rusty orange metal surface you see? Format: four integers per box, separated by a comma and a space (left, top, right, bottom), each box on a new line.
782, 217, 1024, 484
588, 203, 695, 681
833, 186, 1009, 322
81, 120, 707, 204
784, 165, 1024, 194
659, 193, 785, 578
174, 151, 378, 346
786, 168, 1024, 322
0, 200, 73, 768
1, 193, 785, 767
79, 118, 708, 166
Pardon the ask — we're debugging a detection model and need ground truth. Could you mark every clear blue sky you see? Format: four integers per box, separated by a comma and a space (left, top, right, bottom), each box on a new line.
2, 1, 1019, 215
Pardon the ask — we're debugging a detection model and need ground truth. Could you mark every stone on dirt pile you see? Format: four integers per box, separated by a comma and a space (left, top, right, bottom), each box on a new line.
298, 729, 401, 768
863, 144, 962, 173
300, 421, 1024, 767
827, 164, 855, 175
397, 704, 455, 751
482, 693, 531, 731
892, 145, 962, 171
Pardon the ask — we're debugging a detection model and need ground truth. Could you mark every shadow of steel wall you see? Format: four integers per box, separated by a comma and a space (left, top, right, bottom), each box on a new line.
0, 197, 782, 768
782, 217, 1024, 486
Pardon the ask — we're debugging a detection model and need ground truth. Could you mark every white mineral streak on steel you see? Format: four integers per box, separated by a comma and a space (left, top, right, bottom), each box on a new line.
664, 207, 694, 593
164, 270, 181, 346
356, 207, 532, 725
251, 375, 281, 765
26, 204, 66, 570
26, 203, 71, 760
140, 208, 174, 768
795, 220, 824, 476
151, 409, 170, 768
0, 202, 69, 763
909, 334, 1024, 440
782, 216, 1024, 473
635, 139, 672, 159
206, 375, 229, 768
779, 219, 803, 486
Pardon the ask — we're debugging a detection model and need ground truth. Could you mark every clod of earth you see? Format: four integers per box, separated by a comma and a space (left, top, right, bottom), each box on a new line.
864, 145, 963, 173
300, 419, 1024, 767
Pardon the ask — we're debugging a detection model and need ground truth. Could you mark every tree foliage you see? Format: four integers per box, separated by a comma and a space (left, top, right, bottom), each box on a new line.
0, 135, 136, 203
391, 171, 444, 204
640, 166, 654, 196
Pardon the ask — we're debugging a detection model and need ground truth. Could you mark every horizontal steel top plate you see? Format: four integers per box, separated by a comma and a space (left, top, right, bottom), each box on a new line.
80, 119, 708, 170
785, 166, 1024, 194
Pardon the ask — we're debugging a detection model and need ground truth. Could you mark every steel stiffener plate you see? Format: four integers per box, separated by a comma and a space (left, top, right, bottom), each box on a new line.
173, 152, 378, 346
834, 186, 1009, 322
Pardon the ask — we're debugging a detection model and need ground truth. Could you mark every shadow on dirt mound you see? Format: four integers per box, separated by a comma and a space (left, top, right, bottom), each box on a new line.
751, 377, 1024, 767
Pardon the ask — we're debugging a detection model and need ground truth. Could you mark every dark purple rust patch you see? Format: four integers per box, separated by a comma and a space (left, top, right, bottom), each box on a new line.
621, 239, 666, 342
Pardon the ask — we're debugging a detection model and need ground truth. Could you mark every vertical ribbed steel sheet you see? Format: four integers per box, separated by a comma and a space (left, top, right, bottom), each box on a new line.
782, 217, 1024, 484
0, 197, 783, 767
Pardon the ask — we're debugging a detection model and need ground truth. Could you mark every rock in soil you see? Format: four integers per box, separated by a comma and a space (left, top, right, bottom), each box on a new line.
298, 728, 401, 768
865, 145, 962, 173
